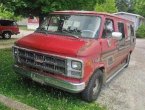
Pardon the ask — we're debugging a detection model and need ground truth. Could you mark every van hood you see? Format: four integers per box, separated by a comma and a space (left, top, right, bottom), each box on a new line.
16, 33, 87, 56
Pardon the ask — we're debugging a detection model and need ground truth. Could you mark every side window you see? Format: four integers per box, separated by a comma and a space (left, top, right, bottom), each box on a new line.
102, 19, 114, 38
11, 21, 17, 26
118, 22, 125, 39
130, 25, 134, 36
1, 21, 10, 26
127, 24, 134, 37
127, 25, 131, 37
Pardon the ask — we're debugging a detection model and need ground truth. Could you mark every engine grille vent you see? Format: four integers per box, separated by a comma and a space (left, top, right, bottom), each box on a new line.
15, 48, 67, 75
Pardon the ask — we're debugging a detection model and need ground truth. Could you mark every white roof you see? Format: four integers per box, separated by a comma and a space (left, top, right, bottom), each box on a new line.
113, 12, 145, 19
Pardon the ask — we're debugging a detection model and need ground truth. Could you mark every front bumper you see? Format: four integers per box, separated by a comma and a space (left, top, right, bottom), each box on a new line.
14, 65, 86, 93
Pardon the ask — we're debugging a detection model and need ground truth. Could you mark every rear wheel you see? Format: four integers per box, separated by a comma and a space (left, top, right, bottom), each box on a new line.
2, 32, 11, 39
81, 69, 103, 102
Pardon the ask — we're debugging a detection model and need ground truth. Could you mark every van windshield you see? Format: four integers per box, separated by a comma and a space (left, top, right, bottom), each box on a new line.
36, 14, 101, 38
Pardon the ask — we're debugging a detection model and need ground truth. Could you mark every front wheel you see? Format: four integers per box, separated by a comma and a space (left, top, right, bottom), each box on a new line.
81, 69, 103, 102
2, 32, 11, 39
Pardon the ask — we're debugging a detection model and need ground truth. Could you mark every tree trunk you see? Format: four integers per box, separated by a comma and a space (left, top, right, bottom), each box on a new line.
39, 13, 45, 26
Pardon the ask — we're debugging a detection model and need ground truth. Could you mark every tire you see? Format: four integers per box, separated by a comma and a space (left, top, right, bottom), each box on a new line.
125, 54, 130, 68
81, 69, 103, 102
2, 32, 11, 39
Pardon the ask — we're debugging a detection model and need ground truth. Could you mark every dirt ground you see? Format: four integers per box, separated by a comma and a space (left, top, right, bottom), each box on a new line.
98, 39, 145, 110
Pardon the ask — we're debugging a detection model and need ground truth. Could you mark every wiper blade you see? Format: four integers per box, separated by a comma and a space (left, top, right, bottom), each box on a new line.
35, 28, 48, 34
62, 30, 79, 39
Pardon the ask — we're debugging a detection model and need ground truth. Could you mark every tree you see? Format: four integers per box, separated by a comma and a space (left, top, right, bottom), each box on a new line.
115, 0, 145, 17
116, 0, 128, 12
95, 0, 117, 13
1, 0, 98, 24
0, 3, 21, 20
134, 0, 145, 17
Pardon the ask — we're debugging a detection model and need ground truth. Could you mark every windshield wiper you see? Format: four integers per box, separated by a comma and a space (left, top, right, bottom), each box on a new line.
35, 28, 48, 34
62, 30, 79, 39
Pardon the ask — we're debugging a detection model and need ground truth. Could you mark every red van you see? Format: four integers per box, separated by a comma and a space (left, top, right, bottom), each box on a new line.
0, 20, 20, 39
13, 11, 136, 102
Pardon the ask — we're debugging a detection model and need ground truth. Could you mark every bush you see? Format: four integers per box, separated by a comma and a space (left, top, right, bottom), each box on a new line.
136, 25, 145, 38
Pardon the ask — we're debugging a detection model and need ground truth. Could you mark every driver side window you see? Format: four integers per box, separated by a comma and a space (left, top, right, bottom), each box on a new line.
102, 19, 114, 38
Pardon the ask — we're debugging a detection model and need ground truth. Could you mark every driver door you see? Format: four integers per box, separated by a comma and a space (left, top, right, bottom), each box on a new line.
101, 18, 118, 75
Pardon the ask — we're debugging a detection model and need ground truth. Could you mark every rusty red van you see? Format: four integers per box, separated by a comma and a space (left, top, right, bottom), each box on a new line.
13, 11, 136, 102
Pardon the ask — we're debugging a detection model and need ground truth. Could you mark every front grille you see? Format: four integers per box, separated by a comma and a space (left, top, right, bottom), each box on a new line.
14, 48, 67, 75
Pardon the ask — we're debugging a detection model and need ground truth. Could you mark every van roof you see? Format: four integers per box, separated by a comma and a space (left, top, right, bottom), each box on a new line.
51, 10, 134, 23
114, 12, 145, 19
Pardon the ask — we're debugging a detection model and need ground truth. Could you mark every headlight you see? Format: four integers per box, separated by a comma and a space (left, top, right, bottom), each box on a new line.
67, 59, 83, 79
71, 61, 82, 70
13, 47, 18, 54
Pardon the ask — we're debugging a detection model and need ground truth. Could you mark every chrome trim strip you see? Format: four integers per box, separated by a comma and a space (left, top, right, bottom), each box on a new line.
106, 63, 127, 83
14, 65, 85, 93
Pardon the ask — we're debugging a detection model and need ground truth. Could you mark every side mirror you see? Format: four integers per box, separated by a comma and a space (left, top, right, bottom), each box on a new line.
112, 32, 122, 40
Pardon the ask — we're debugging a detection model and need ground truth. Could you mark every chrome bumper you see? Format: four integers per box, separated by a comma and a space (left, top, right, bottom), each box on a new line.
14, 65, 85, 93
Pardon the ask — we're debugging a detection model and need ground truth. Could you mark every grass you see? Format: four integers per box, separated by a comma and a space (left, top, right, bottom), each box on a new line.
0, 103, 11, 110
0, 49, 106, 110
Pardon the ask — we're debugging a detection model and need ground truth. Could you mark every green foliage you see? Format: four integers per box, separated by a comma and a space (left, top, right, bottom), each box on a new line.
0, 4, 14, 19
115, 0, 145, 17
1, 0, 100, 24
95, 0, 117, 13
1, 0, 98, 17
0, 103, 10, 110
0, 4, 22, 20
134, 0, 145, 17
0, 48, 106, 110
1, 0, 145, 19
116, 0, 130, 12
136, 25, 145, 38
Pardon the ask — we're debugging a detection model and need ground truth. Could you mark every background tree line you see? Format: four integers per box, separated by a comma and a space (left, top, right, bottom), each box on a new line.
0, 0, 145, 20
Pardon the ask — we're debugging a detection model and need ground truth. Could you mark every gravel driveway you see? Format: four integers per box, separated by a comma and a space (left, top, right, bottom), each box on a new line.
98, 39, 145, 110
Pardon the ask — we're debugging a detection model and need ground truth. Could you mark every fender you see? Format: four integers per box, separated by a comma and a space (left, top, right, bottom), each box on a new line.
2, 30, 12, 34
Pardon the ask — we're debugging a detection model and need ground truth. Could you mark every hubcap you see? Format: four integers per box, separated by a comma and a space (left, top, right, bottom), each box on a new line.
5, 33, 10, 38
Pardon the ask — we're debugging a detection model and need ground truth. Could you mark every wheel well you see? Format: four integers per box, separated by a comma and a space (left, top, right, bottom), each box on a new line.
99, 67, 105, 73
2, 31, 12, 34
94, 67, 105, 82
92, 67, 105, 80
85, 66, 105, 87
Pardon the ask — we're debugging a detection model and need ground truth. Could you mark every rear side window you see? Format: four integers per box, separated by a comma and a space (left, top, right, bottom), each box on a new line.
127, 24, 134, 37
0, 20, 15, 26
130, 25, 134, 36
118, 22, 125, 39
